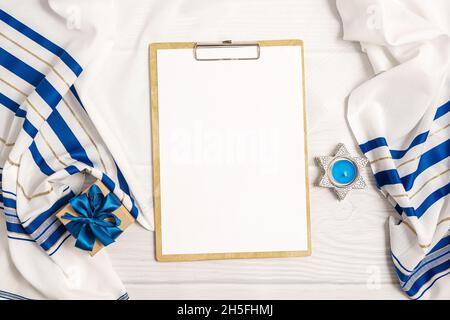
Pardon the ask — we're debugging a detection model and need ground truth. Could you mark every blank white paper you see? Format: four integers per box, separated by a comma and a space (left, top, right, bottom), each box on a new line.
156, 44, 309, 255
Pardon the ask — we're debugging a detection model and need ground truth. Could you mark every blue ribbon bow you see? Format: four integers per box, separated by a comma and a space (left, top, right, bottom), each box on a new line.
62, 184, 123, 252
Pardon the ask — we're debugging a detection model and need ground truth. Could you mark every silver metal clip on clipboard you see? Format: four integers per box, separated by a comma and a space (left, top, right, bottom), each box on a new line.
193, 40, 261, 61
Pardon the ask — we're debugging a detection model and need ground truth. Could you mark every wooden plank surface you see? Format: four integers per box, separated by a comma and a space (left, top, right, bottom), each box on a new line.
107, 0, 406, 299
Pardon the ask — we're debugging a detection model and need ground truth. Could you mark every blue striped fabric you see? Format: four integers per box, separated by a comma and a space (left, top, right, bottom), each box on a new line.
48, 234, 71, 256
360, 100, 450, 299
0, 9, 82, 76
0, 91, 20, 112
46, 110, 94, 167
398, 182, 450, 218
374, 139, 450, 191
24, 192, 74, 234
0, 8, 139, 259
117, 292, 130, 300
359, 100, 450, 155
2, 196, 16, 209
0, 290, 31, 300
102, 172, 138, 219
22, 118, 38, 138
434, 100, 450, 120
29, 141, 55, 175
393, 233, 450, 299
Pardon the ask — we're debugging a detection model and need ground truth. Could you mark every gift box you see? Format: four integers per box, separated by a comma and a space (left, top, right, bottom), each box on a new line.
56, 180, 135, 256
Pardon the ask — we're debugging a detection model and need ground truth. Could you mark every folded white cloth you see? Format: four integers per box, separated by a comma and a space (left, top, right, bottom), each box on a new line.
337, 0, 450, 299
0, 0, 138, 299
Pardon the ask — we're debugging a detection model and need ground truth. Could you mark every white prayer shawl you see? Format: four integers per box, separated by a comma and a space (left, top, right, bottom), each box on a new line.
0, 0, 144, 299
337, 0, 450, 299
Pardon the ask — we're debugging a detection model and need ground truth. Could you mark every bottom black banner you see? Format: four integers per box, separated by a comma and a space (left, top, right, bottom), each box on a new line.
0, 299, 439, 318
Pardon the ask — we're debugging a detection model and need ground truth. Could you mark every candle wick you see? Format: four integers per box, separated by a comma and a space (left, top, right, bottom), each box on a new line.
343, 171, 348, 177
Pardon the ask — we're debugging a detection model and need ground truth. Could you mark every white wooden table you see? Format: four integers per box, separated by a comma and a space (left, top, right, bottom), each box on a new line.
107, 0, 406, 300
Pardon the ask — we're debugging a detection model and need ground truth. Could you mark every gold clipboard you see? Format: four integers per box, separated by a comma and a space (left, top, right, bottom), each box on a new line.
149, 40, 311, 262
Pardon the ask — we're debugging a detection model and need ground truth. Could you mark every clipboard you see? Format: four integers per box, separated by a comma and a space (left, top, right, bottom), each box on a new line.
149, 40, 311, 262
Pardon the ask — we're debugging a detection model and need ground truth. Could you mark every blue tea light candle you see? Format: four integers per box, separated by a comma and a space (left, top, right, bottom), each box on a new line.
330, 158, 357, 186
316, 143, 368, 200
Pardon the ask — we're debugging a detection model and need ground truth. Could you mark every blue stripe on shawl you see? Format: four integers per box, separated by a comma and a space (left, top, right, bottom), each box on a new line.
46, 110, 94, 167
0, 92, 20, 112
0, 48, 42, 85
34, 218, 58, 241
7, 235, 35, 243
359, 100, 450, 155
2, 197, 16, 209
0, 48, 62, 110
24, 192, 74, 234
64, 165, 79, 175
414, 270, 450, 300
2, 190, 16, 197
6, 222, 27, 234
5, 192, 74, 241
0, 9, 82, 76
405, 259, 450, 297
35, 78, 62, 109
393, 235, 450, 279
390, 132, 429, 159
48, 234, 71, 256
28, 141, 55, 175
22, 118, 38, 138
434, 100, 450, 120
15, 108, 26, 118
5, 192, 74, 252
396, 182, 450, 218
0, 290, 31, 300
40, 224, 67, 251
116, 164, 130, 195
1, 49, 94, 167
103, 172, 138, 219
401, 246, 450, 289
69, 85, 85, 109
374, 139, 450, 191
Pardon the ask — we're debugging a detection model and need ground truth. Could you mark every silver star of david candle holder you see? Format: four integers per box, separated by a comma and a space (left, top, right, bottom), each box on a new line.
315, 143, 368, 200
